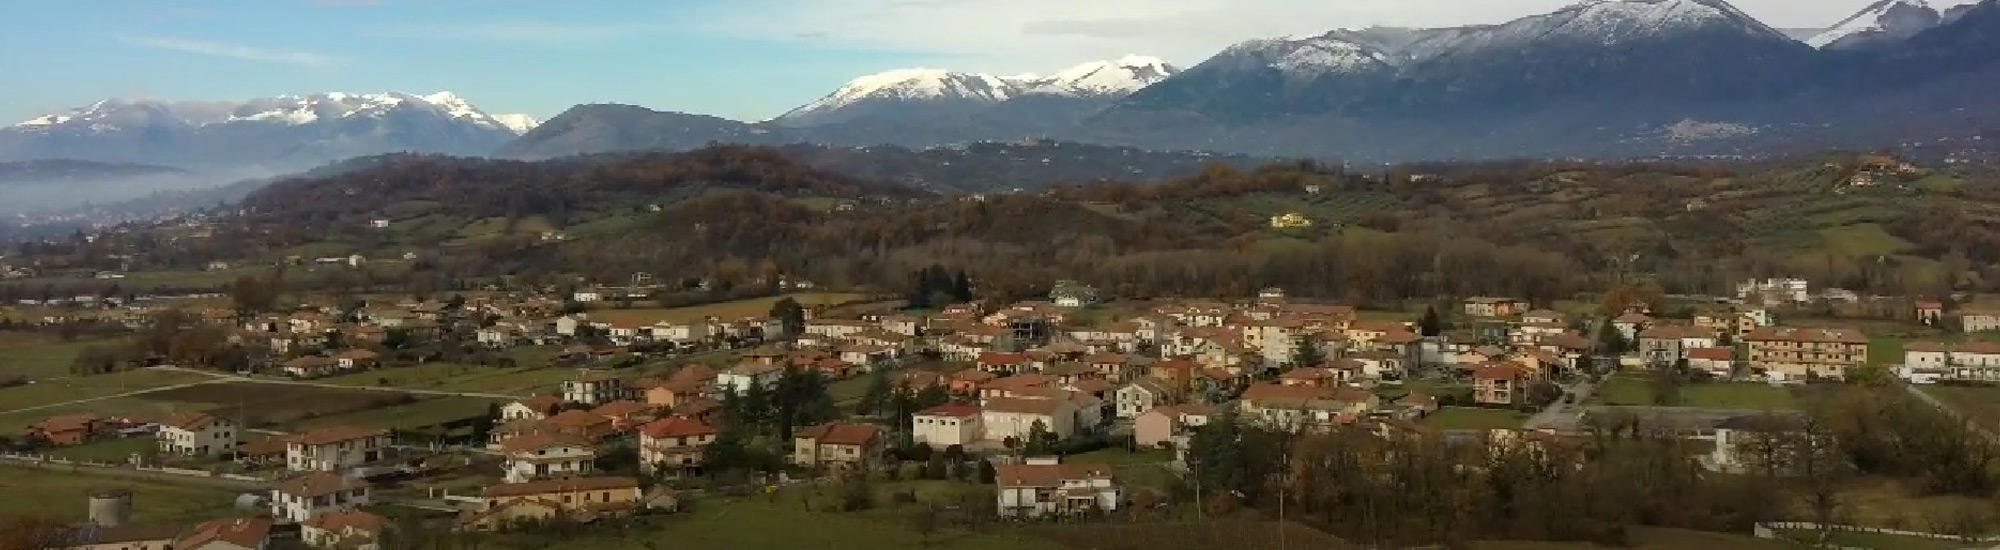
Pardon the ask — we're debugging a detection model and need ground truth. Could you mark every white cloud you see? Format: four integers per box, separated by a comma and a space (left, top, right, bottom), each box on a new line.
694, 0, 1982, 74
117, 35, 339, 67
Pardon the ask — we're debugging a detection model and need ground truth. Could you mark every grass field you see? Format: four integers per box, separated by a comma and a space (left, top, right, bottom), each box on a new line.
1818, 223, 1914, 257
515, 493, 1067, 550
1871, 335, 1910, 366
1471, 527, 1794, 550
588, 293, 869, 325
1423, 407, 1529, 430
1771, 529, 1965, 550
312, 363, 574, 395
0, 369, 214, 413
142, 382, 423, 427
0, 335, 133, 380
1064, 448, 1179, 492
1915, 385, 2000, 434
0, 464, 242, 524
1594, 376, 1799, 410
49, 436, 158, 463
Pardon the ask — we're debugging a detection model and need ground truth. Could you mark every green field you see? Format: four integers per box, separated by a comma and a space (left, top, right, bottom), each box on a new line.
1064, 448, 1179, 492
0, 335, 134, 380
1423, 407, 1530, 430
0, 369, 214, 413
312, 364, 574, 395
513, 492, 1067, 550
1471, 527, 1795, 550
1917, 385, 2000, 434
0, 464, 243, 524
1771, 529, 1967, 550
49, 436, 158, 464
1594, 376, 1799, 410
588, 293, 869, 325
1870, 335, 1910, 366
1818, 223, 1914, 256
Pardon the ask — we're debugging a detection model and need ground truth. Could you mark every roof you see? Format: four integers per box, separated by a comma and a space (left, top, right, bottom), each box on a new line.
299, 510, 386, 536
572, 369, 621, 383
1471, 363, 1531, 380
294, 425, 387, 446
498, 432, 596, 455
1742, 326, 1868, 344
797, 422, 880, 447
591, 400, 653, 418
1613, 312, 1653, 324
1638, 324, 1713, 339
273, 471, 368, 498
479, 476, 640, 498
915, 404, 982, 418
544, 409, 610, 428
158, 411, 224, 431
62, 524, 183, 545
978, 352, 1031, 365
639, 417, 716, 439
33, 413, 100, 432
1906, 341, 2000, 354
332, 349, 379, 360
994, 462, 1114, 487
512, 395, 563, 413
1686, 347, 1734, 361
176, 518, 272, 550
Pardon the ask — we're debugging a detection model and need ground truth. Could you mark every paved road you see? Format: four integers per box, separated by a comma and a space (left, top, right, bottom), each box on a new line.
152, 366, 521, 400
0, 378, 230, 415
1523, 380, 1596, 431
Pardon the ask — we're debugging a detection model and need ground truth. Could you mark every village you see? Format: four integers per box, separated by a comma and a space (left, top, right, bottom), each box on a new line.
5, 272, 2000, 550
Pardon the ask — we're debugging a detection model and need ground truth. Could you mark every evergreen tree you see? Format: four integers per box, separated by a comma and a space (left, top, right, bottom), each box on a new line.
915, 383, 951, 409
1596, 320, 1628, 354
859, 367, 893, 417
769, 297, 806, 339
1291, 334, 1325, 368
1025, 420, 1058, 455
951, 269, 974, 302
703, 422, 751, 475
1418, 305, 1443, 337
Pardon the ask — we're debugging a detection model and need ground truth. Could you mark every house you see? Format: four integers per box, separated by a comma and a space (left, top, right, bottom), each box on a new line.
1463, 297, 1528, 318
560, 370, 629, 406
716, 363, 784, 395
1113, 379, 1174, 419
29, 413, 104, 446
1268, 212, 1313, 229
1742, 327, 1868, 382
1611, 312, 1652, 343
331, 349, 379, 370
499, 433, 598, 484
300, 510, 386, 550
791, 422, 883, 470
1636, 325, 1718, 365
1520, 309, 1566, 326
156, 412, 237, 457
1915, 300, 1945, 325
500, 395, 563, 422
56, 524, 183, 550
911, 404, 983, 448
1049, 281, 1100, 308
590, 400, 655, 431
270, 471, 371, 524
174, 518, 272, 550
982, 396, 1080, 443
457, 477, 645, 531
995, 457, 1121, 518
1904, 341, 2000, 382
638, 417, 716, 474
642, 364, 716, 409
286, 426, 390, 472
975, 352, 1034, 375
1237, 384, 1378, 431
1686, 347, 1736, 378
282, 356, 342, 378
1736, 278, 1810, 304
1959, 306, 2000, 333
1471, 363, 1533, 406
1133, 404, 1214, 448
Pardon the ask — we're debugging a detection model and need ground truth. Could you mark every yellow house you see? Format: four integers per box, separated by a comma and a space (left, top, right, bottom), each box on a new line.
457, 477, 643, 531
1268, 213, 1313, 229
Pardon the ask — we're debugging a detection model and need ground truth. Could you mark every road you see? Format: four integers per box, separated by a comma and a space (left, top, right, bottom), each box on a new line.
1523, 379, 1597, 431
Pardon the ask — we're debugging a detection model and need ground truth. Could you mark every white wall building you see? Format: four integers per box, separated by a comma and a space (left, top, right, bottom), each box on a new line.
995, 457, 1121, 518
286, 427, 391, 472
912, 404, 983, 448
156, 412, 237, 457
270, 472, 371, 524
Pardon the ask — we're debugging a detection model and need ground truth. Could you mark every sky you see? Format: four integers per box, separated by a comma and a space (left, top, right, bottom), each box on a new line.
0, 0, 1981, 124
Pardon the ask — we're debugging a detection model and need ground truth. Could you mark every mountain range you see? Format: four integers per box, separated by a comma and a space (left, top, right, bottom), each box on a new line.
7, 0, 2000, 173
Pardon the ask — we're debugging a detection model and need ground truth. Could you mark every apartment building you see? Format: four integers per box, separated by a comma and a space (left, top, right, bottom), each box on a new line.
1742, 327, 1869, 382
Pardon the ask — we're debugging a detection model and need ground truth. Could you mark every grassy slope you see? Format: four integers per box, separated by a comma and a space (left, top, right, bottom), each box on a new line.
0, 465, 242, 524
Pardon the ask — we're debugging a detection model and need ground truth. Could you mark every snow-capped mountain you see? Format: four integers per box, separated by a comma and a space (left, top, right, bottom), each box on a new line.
772, 57, 1180, 127
1, 92, 531, 170
1806, 0, 1943, 50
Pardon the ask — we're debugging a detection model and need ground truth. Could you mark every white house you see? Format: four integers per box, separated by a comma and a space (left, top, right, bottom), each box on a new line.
287, 426, 391, 472
994, 457, 1121, 518
500, 395, 563, 422
498, 433, 598, 484
1113, 379, 1172, 419
912, 404, 983, 448
270, 471, 371, 524
981, 396, 1078, 443
1904, 341, 2000, 382
1736, 278, 1811, 304
572, 291, 603, 303
560, 370, 629, 406
156, 411, 237, 457
716, 363, 784, 395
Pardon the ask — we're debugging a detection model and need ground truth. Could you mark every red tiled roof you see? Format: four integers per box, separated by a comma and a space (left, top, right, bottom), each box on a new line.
498, 432, 595, 455
479, 476, 639, 498
1471, 363, 1530, 380
294, 426, 387, 446
978, 352, 1030, 365
176, 518, 271, 550
273, 472, 367, 498
915, 404, 981, 418
1743, 326, 1868, 344
797, 422, 880, 447
638, 417, 715, 439
995, 462, 1114, 487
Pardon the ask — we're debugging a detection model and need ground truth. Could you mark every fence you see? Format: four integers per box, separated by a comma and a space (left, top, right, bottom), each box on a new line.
1755, 521, 2000, 545
0, 452, 268, 488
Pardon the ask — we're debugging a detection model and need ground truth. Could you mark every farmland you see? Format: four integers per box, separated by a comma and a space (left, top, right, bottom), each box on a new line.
1916, 385, 2000, 434
1424, 407, 1530, 430
0, 369, 215, 413
311, 363, 574, 395
292, 396, 496, 432
1593, 376, 1800, 410
0, 334, 133, 380
140, 382, 432, 427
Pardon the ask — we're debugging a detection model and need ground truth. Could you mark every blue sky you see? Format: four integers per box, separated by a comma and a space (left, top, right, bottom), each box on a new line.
0, 0, 1972, 124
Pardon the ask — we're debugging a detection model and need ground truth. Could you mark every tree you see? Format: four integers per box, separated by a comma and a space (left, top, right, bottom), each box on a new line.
1418, 305, 1444, 337
1291, 334, 1325, 368
977, 459, 997, 484
1648, 362, 1683, 407
702, 422, 752, 475
951, 270, 974, 302
769, 297, 806, 339
911, 506, 940, 547
1596, 320, 1628, 355
229, 275, 277, 314
1025, 420, 1058, 455
858, 367, 893, 417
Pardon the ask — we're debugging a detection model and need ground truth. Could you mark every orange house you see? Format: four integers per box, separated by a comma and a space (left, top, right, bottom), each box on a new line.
30, 413, 105, 446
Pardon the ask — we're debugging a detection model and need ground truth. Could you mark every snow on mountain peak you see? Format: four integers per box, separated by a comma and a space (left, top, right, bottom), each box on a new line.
1805, 0, 1941, 49
775, 56, 1180, 123
1030, 55, 1182, 96
492, 114, 541, 134
9, 92, 530, 134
